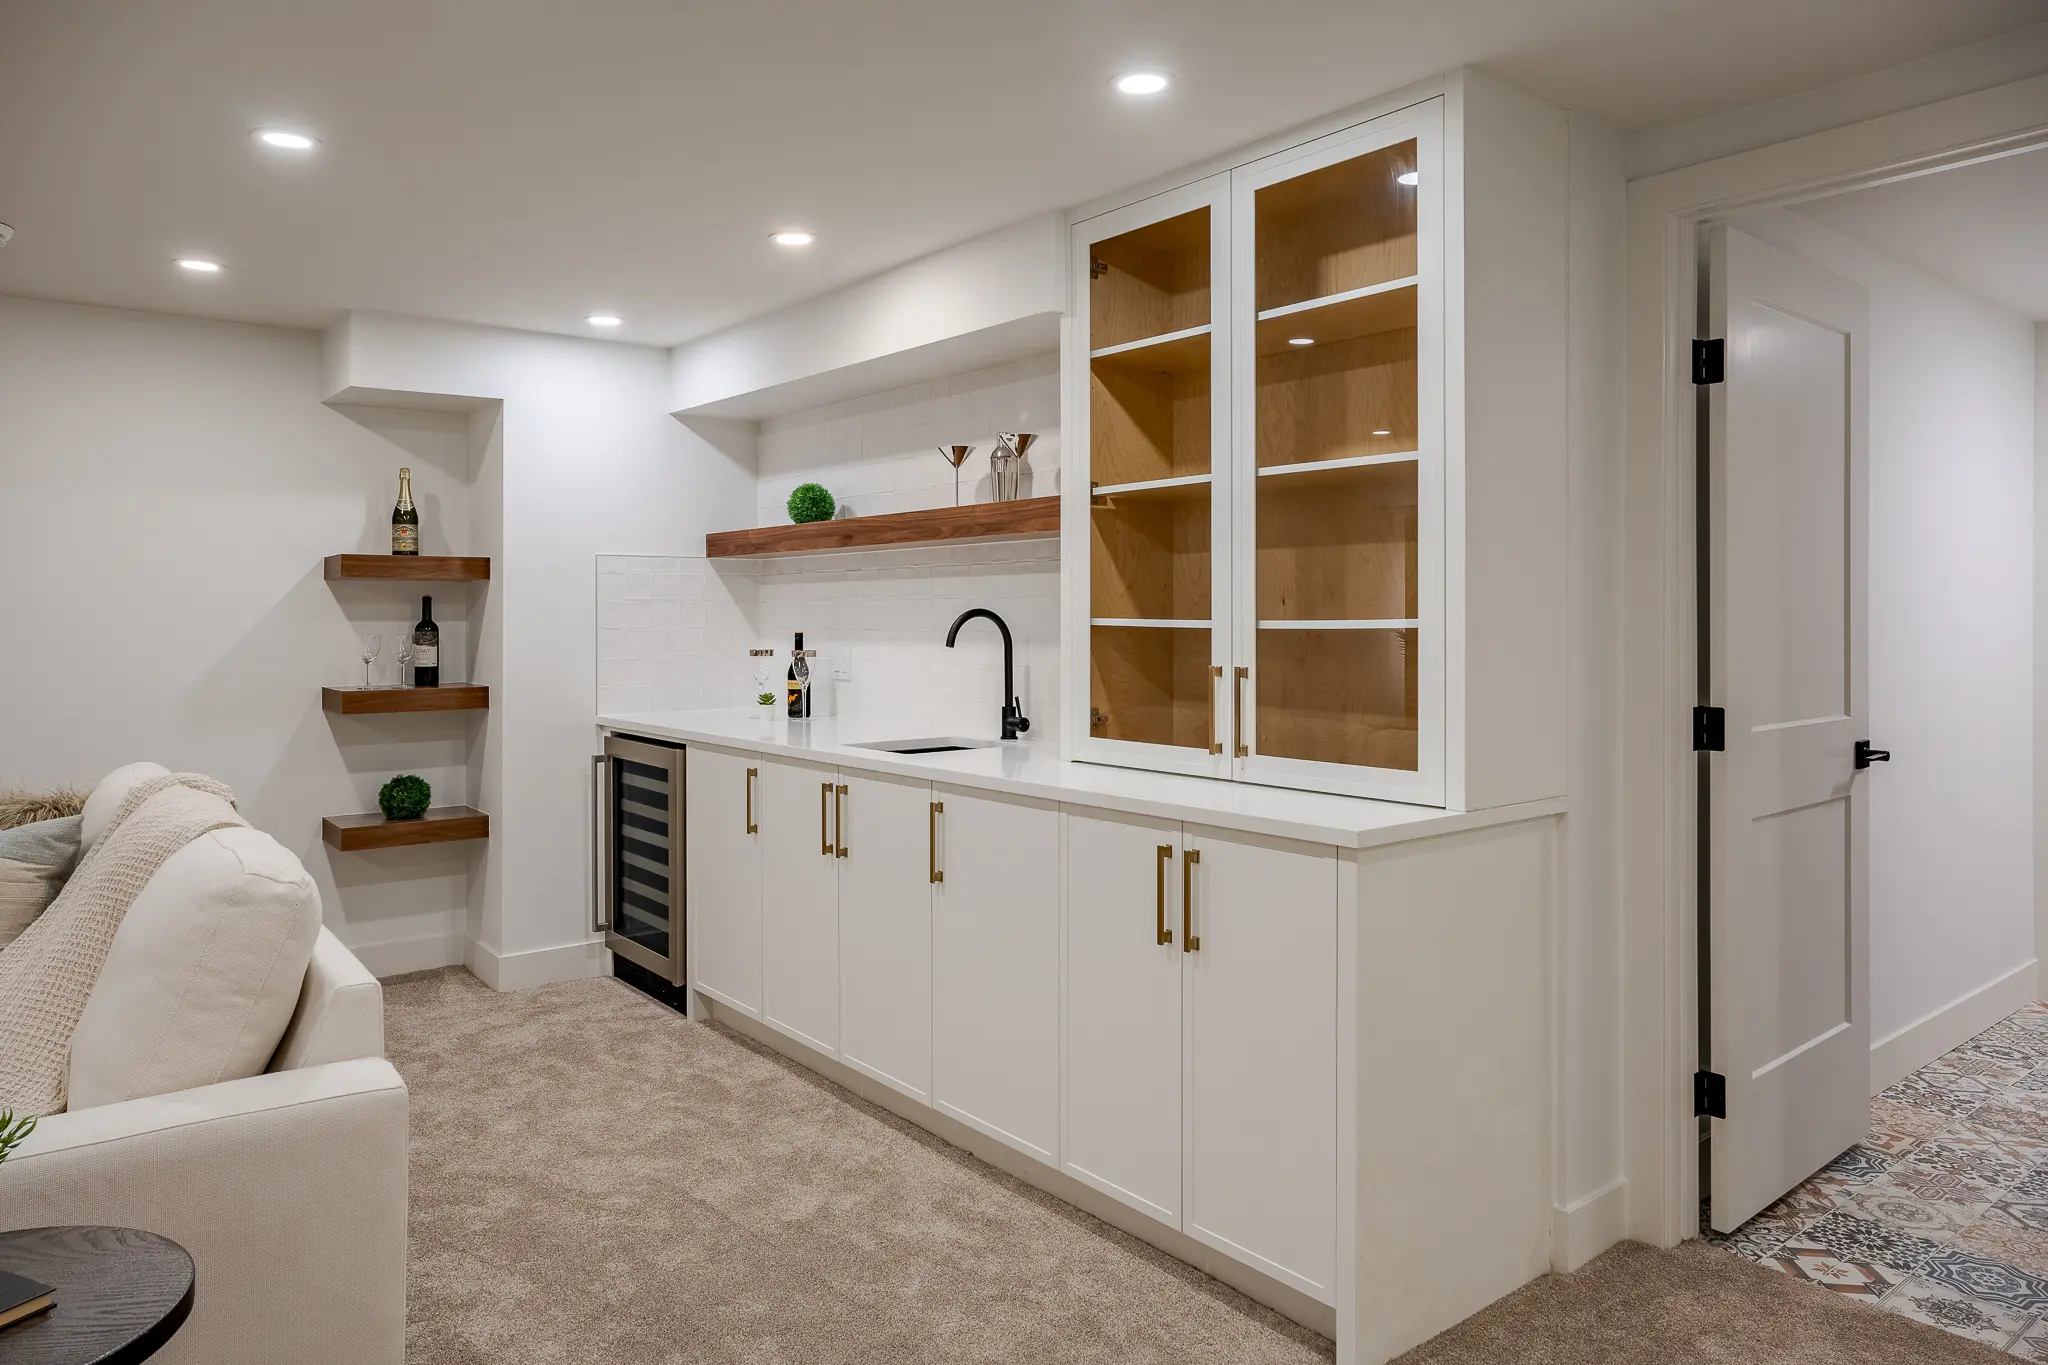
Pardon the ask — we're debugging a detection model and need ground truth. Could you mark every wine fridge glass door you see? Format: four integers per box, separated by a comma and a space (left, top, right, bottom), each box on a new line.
602, 735, 686, 985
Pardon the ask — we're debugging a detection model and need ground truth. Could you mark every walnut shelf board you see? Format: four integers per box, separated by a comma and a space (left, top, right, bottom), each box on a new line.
324, 555, 491, 582
706, 497, 1060, 558
322, 685, 489, 715
323, 805, 490, 851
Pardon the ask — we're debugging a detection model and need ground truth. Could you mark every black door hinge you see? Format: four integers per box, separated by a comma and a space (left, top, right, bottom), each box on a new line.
1693, 705, 1725, 752
1692, 338, 1725, 385
1695, 1070, 1727, 1119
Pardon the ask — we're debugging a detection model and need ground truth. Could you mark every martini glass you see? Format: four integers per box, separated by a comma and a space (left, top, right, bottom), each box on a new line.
937, 445, 974, 506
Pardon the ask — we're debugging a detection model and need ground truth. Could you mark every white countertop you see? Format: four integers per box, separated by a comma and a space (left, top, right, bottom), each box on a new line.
598, 709, 1564, 849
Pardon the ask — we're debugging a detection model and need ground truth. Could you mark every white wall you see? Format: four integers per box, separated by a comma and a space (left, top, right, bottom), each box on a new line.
1746, 208, 2037, 1078
0, 296, 481, 974
2037, 322, 2048, 985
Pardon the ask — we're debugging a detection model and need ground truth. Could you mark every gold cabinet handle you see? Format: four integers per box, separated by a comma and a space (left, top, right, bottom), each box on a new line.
1232, 667, 1249, 758
745, 766, 758, 834
1156, 844, 1173, 945
1208, 665, 1223, 754
835, 784, 849, 858
1182, 847, 1201, 952
929, 801, 944, 884
820, 780, 833, 856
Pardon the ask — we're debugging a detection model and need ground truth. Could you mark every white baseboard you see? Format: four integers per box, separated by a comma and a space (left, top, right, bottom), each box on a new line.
467, 937, 605, 992
346, 929, 467, 979
1550, 1176, 1628, 1273
1870, 958, 2039, 1094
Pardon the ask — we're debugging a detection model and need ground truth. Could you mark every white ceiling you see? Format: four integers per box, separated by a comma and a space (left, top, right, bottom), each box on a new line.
1, 0, 2042, 346
1794, 147, 2048, 321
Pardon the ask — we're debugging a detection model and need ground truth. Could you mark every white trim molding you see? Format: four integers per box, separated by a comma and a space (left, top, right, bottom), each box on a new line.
1551, 1176, 1629, 1272
466, 936, 605, 992
1870, 959, 2039, 1094
345, 929, 468, 980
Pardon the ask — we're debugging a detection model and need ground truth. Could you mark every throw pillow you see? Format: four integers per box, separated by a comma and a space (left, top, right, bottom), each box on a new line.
80, 761, 170, 854
0, 789, 88, 830
0, 815, 81, 950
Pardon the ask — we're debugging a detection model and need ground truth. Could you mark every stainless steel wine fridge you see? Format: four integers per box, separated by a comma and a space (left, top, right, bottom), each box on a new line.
594, 734, 686, 1009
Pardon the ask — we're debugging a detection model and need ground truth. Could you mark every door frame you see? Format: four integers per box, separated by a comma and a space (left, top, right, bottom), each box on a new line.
1621, 75, 2048, 1249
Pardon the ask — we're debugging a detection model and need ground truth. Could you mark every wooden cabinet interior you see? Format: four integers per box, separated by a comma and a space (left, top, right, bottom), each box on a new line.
1090, 209, 1211, 351
1090, 625, 1214, 750
1256, 318, 1417, 469
1255, 627, 1418, 771
1254, 139, 1417, 310
1090, 483, 1212, 621
1090, 363, 1211, 485
1255, 460, 1417, 622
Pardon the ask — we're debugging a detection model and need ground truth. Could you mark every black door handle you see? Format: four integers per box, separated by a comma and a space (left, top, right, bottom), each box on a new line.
1855, 740, 1890, 770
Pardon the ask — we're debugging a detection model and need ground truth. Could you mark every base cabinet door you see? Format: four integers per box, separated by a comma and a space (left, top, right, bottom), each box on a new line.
686, 746, 762, 1017
931, 787, 1061, 1163
1183, 826, 1338, 1303
1063, 810, 1184, 1223
756, 756, 841, 1055
837, 771, 934, 1102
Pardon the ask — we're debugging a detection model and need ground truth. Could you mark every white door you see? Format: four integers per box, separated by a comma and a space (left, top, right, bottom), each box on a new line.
1063, 810, 1183, 1224
757, 756, 841, 1055
1183, 825, 1337, 1303
686, 746, 762, 1017
930, 787, 1061, 1163
1705, 226, 1871, 1233
838, 770, 934, 1103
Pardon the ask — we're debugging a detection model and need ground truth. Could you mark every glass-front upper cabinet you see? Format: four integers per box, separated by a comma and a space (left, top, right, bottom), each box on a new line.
1067, 101, 1443, 803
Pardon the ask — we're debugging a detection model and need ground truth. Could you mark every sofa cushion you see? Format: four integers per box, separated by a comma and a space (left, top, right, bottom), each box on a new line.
0, 816, 81, 950
68, 823, 322, 1110
79, 761, 170, 854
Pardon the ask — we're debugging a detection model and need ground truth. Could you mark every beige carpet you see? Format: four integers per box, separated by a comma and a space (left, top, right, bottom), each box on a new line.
387, 970, 1992, 1364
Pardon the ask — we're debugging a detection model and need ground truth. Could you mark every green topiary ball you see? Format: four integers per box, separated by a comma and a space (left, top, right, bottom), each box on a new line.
787, 482, 836, 524
378, 774, 432, 821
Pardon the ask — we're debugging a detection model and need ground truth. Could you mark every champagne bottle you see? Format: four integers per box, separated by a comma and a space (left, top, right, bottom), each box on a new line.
413, 596, 440, 688
391, 468, 419, 555
786, 631, 810, 719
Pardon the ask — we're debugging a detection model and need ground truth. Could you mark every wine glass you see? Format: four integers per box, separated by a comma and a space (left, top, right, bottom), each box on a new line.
357, 633, 381, 690
392, 633, 415, 689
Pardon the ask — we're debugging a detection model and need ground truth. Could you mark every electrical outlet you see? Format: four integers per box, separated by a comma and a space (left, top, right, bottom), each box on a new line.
827, 647, 852, 682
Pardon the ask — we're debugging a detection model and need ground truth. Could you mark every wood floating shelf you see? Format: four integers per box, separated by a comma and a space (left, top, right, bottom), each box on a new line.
322, 685, 489, 715
706, 496, 1060, 558
323, 805, 490, 851
324, 554, 491, 582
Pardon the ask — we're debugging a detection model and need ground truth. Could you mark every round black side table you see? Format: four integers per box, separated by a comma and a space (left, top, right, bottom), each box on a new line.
0, 1227, 193, 1364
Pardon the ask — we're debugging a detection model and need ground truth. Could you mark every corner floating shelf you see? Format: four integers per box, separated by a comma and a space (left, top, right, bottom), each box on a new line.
322, 685, 489, 715
323, 805, 490, 851
324, 554, 491, 582
706, 496, 1059, 558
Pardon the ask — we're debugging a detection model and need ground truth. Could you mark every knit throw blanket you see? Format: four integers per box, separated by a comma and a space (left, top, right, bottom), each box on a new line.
0, 773, 243, 1116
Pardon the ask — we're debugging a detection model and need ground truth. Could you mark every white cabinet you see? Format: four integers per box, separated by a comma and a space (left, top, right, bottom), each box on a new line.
930, 787, 1062, 1164
1182, 825, 1337, 1301
686, 745, 762, 1017
757, 755, 842, 1054
1063, 809, 1183, 1224
837, 770, 934, 1103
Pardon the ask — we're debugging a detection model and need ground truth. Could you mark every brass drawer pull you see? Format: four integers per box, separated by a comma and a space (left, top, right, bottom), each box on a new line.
745, 766, 758, 834
929, 801, 944, 884
1156, 844, 1173, 945
1208, 665, 1223, 754
1232, 667, 1249, 758
835, 784, 849, 858
820, 780, 833, 856
1182, 847, 1201, 952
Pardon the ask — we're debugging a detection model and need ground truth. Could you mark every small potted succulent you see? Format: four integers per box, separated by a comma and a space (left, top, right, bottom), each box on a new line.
378, 774, 432, 821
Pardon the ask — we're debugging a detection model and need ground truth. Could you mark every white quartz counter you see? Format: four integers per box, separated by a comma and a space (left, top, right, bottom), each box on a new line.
598, 709, 1563, 849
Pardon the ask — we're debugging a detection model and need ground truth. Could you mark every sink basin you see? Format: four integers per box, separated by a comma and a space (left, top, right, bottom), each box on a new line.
850, 737, 999, 755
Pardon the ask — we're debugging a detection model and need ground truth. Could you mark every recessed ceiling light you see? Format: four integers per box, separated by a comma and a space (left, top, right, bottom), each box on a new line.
1287, 337, 1315, 347
176, 258, 222, 273
772, 230, 815, 248
586, 314, 623, 328
1397, 171, 1420, 187
1114, 71, 1171, 96
255, 129, 317, 151
1372, 429, 1393, 436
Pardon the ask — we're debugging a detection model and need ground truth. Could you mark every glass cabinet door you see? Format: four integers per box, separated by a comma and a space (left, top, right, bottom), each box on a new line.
1073, 177, 1234, 777
1232, 108, 1443, 802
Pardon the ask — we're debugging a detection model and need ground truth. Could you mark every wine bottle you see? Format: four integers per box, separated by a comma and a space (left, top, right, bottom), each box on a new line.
785, 631, 810, 719
391, 468, 419, 556
413, 596, 440, 688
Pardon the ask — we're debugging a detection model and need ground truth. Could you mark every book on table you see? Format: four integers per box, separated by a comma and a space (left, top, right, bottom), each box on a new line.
0, 1267, 54, 1328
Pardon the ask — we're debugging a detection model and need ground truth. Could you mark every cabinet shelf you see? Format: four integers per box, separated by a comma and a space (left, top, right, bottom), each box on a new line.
1254, 279, 1417, 355
1089, 326, 1212, 374
706, 496, 1059, 558
1091, 618, 1211, 629
322, 685, 488, 715
324, 554, 490, 582
322, 805, 489, 851
1257, 619, 1419, 630
1091, 474, 1212, 503
1258, 451, 1418, 481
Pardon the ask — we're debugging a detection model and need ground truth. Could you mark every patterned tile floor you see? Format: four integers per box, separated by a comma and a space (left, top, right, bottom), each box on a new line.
1708, 1002, 2048, 1355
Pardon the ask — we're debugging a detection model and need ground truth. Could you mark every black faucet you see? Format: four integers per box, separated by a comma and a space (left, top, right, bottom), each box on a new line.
945, 608, 1030, 740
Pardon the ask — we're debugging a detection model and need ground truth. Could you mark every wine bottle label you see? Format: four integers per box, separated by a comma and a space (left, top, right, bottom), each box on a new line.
414, 643, 438, 667
392, 524, 418, 554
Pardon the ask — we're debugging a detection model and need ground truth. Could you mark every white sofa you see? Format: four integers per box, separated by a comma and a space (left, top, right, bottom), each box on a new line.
3, 912, 408, 1362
